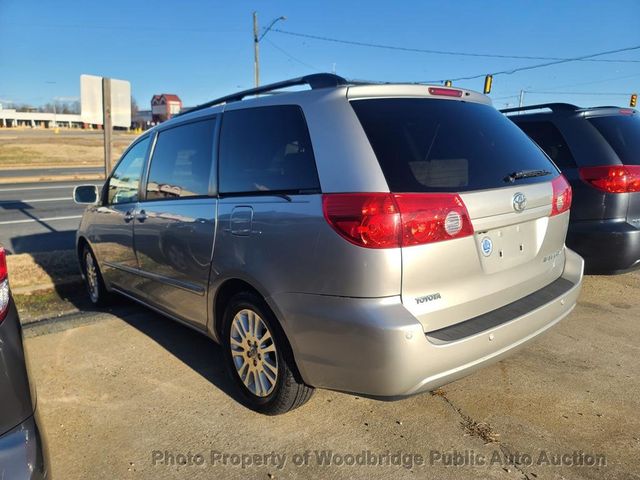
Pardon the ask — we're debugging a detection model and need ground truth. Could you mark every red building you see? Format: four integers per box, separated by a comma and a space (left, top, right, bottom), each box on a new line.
151, 94, 182, 123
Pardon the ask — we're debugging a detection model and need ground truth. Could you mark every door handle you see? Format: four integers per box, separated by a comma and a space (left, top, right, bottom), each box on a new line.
124, 211, 134, 223
230, 207, 253, 236
137, 210, 148, 222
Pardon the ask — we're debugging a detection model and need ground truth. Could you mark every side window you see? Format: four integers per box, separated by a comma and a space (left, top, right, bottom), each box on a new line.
517, 121, 576, 169
107, 137, 150, 205
145, 118, 216, 201
219, 105, 320, 194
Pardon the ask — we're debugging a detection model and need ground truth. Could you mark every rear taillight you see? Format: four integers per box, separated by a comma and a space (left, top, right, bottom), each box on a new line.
0, 247, 9, 323
322, 193, 473, 248
322, 194, 400, 248
579, 165, 640, 193
394, 193, 474, 246
550, 175, 572, 216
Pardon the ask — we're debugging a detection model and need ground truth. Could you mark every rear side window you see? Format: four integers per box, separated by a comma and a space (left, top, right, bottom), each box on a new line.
350, 99, 557, 192
146, 118, 216, 201
588, 114, 640, 165
514, 121, 576, 169
218, 105, 320, 194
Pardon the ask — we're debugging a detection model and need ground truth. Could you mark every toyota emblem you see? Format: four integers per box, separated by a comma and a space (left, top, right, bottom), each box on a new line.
513, 192, 527, 212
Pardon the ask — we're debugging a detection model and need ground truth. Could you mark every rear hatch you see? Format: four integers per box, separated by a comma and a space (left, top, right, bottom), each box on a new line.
350, 95, 571, 332
585, 111, 640, 224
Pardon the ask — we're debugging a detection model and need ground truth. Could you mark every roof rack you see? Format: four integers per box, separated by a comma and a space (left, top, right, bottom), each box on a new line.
177, 73, 349, 117
500, 103, 578, 114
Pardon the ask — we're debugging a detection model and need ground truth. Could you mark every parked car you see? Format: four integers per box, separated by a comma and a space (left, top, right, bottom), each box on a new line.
0, 246, 50, 478
74, 74, 583, 415
502, 104, 640, 274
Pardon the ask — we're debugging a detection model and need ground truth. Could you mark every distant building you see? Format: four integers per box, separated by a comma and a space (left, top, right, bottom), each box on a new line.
151, 94, 182, 123
132, 109, 152, 130
0, 109, 82, 128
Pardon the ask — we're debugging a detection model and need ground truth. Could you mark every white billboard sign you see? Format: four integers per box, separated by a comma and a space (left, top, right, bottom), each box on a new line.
80, 74, 131, 128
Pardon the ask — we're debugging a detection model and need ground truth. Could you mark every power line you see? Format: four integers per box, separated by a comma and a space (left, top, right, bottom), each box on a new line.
272, 28, 640, 64
421, 44, 640, 83
525, 91, 632, 96
524, 73, 640, 92
264, 39, 321, 71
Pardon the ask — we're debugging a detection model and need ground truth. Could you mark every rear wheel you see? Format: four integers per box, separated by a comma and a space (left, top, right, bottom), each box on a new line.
221, 291, 314, 415
81, 245, 109, 306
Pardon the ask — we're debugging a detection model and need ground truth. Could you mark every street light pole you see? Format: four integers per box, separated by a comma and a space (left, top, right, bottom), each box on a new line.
253, 12, 260, 88
252, 12, 286, 88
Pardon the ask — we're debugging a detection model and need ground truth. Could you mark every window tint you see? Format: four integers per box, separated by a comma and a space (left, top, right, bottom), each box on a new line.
146, 119, 216, 200
515, 121, 576, 169
588, 114, 640, 165
107, 137, 149, 204
219, 105, 320, 194
350, 99, 558, 192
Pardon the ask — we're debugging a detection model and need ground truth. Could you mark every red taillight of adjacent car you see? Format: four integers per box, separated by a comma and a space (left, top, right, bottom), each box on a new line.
322, 193, 473, 248
550, 175, 573, 216
0, 246, 9, 323
578, 165, 640, 193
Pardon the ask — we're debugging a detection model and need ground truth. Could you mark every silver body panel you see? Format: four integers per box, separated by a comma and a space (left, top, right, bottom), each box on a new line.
76, 81, 584, 397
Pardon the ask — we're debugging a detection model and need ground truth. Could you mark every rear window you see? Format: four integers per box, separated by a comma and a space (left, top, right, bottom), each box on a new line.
514, 121, 576, 169
350, 98, 558, 192
588, 114, 640, 165
219, 105, 320, 194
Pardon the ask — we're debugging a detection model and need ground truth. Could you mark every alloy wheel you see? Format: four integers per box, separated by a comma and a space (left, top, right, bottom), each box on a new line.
229, 308, 279, 397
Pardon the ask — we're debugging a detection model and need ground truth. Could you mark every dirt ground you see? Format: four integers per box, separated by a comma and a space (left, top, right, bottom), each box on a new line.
0, 129, 134, 168
22, 272, 640, 480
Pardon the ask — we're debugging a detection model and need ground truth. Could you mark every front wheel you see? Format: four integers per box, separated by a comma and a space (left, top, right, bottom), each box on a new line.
222, 291, 314, 415
81, 245, 110, 306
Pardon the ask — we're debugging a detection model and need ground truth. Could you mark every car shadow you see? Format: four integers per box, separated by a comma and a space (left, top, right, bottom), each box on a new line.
10, 231, 77, 254
116, 302, 245, 407
9, 238, 90, 313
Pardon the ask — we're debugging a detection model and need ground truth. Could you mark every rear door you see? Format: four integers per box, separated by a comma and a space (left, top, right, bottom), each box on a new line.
351, 98, 569, 332
133, 117, 218, 328
213, 105, 323, 297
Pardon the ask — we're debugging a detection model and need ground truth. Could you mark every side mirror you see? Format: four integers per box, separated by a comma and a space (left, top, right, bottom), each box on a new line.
73, 185, 99, 205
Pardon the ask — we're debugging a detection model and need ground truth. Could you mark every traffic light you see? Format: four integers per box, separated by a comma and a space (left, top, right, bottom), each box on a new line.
631, 93, 638, 108
444, 80, 452, 87
483, 75, 493, 94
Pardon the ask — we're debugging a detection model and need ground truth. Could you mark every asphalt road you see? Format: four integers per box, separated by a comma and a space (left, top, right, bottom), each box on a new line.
0, 180, 98, 253
23, 273, 640, 479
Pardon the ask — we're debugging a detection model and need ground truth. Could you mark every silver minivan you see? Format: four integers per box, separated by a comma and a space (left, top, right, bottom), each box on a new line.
74, 74, 584, 415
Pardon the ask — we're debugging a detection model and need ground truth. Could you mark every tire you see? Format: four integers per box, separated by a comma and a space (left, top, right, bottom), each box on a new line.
81, 245, 110, 307
221, 291, 314, 415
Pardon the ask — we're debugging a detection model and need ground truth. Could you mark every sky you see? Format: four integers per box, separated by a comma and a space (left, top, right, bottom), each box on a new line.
1, 0, 639, 111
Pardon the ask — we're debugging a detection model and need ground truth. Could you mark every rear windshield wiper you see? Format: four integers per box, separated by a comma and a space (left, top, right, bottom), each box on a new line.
503, 169, 552, 183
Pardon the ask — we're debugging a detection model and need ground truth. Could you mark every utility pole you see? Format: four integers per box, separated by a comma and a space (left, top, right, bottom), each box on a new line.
102, 78, 113, 177
252, 12, 286, 88
253, 12, 260, 88
518, 89, 525, 109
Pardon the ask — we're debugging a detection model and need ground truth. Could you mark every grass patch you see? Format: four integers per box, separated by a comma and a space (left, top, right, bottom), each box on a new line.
7, 249, 80, 291
13, 290, 80, 322
0, 131, 132, 167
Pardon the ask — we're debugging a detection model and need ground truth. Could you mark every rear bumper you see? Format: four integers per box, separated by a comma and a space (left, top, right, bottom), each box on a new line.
269, 248, 583, 398
567, 219, 640, 274
0, 412, 50, 480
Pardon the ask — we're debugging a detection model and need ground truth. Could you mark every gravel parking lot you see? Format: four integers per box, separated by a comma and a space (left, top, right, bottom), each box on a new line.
23, 273, 640, 480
